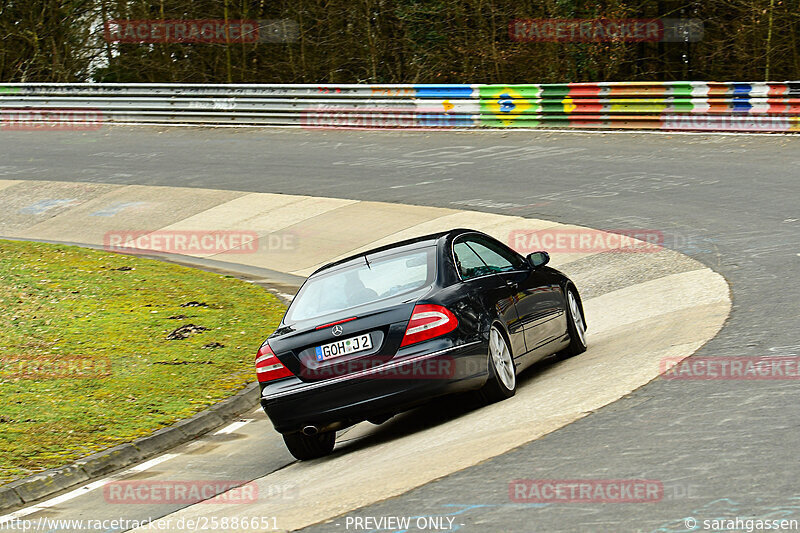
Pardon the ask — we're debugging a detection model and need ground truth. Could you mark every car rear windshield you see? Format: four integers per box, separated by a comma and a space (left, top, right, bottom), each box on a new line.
285, 247, 436, 322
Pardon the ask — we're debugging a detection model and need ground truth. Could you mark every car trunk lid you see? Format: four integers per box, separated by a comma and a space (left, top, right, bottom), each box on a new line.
268, 298, 418, 382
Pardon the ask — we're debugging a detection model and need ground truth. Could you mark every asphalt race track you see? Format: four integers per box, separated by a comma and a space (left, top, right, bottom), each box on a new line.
1, 127, 799, 532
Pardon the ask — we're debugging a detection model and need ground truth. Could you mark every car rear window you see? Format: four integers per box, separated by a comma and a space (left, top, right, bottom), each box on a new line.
285, 247, 436, 322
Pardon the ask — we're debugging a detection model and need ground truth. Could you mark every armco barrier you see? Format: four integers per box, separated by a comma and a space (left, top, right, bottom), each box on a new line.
1, 81, 799, 132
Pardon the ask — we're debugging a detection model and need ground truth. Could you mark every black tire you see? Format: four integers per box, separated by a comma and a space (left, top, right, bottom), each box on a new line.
480, 325, 517, 403
282, 431, 336, 460
559, 287, 587, 360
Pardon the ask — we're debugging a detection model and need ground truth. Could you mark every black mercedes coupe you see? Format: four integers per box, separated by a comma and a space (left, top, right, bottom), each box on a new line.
256, 229, 587, 460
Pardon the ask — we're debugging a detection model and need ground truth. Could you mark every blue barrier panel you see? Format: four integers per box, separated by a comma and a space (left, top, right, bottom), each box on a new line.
414, 85, 474, 98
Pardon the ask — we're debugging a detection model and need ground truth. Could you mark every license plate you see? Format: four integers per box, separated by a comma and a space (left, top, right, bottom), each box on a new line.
315, 334, 372, 362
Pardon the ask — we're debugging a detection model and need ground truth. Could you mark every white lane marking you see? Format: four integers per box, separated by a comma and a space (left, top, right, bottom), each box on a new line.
214, 419, 252, 435
0, 453, 178, 525
127, 454, 180, 474
389, 178, 454, 189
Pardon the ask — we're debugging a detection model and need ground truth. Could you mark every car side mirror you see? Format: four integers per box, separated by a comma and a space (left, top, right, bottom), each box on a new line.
526, 251, 550, 269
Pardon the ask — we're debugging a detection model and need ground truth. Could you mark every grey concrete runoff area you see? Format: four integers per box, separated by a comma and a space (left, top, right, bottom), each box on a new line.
0, 126, 797, 532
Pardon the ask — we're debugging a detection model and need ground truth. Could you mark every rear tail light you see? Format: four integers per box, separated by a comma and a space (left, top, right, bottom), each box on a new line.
255, 343, 294, 383
400, 304, 458, 347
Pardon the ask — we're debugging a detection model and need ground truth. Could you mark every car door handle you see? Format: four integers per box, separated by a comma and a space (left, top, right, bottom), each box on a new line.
505, 280, 518, 289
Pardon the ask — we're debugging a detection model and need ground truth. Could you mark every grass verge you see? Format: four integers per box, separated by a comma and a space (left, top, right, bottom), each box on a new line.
0, 240, 285, 484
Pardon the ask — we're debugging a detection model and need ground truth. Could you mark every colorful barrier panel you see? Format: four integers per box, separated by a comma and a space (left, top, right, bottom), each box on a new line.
1, 81, 798, 132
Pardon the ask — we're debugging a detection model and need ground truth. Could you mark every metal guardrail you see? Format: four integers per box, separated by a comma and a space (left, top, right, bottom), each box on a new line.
1, 82, 799, 132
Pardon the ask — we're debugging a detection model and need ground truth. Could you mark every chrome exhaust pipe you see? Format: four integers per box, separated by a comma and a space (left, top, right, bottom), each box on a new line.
302, 425, 319, 436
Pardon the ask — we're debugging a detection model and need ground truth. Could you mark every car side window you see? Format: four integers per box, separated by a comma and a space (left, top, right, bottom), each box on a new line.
464, 236, 526, 273
453, 241, 492, 280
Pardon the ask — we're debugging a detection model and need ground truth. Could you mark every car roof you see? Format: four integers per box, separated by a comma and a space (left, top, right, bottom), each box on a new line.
309, 228, 478, 277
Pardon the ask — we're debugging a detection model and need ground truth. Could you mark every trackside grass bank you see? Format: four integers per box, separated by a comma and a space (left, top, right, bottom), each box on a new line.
0, 240, 285, 484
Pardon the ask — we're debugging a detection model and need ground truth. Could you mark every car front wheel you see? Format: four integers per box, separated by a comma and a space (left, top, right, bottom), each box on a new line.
559, 287, 587, 359
480, 325, 517, 403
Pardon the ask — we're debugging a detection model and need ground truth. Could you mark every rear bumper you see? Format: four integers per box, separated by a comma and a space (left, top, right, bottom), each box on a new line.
260, 341, 486, 434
